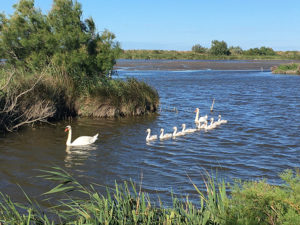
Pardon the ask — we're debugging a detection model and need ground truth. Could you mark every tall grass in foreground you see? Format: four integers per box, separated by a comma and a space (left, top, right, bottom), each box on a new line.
0, 167, 299, 224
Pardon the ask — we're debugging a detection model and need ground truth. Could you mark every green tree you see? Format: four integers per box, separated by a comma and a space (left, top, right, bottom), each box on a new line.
0, 0, 50, 68
229, 46, 243, 55
191, 44, 207, 53
210, 40, 230, 55
244, 46, 276, 56
0, 0, 121, 85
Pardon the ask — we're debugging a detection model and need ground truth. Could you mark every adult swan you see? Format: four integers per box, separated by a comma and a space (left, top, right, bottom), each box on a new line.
65, 125, 98, 146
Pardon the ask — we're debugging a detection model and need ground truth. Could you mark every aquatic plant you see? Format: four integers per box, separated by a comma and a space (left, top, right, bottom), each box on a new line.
0, 167, 299, 224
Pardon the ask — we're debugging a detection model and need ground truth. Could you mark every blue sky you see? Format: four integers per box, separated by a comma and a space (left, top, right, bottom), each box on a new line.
2, 0, 300, 51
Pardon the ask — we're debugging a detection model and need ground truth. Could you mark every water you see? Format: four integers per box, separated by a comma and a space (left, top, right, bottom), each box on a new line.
0, 69, 299, 205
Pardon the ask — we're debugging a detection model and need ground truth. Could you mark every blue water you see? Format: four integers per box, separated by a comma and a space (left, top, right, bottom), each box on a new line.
0, 69, 299, 205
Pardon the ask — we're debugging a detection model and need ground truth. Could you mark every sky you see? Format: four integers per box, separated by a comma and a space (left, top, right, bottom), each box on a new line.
2, 0, 300, 51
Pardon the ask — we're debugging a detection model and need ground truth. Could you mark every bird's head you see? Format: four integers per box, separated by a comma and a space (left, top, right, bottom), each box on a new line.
65, 125, 71, 132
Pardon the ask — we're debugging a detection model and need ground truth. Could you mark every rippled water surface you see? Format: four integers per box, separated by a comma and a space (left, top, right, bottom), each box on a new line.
0, 69, 299, 204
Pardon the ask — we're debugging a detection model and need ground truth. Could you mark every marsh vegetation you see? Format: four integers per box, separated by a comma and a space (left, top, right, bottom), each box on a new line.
0, 168, 299, 224
271, 63, 300, 75
0, 0, 158, 132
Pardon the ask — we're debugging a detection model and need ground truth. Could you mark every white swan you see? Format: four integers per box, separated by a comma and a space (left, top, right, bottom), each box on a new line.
159, 128, 173, 140
146, 128, 157, 141
194, 108, 200, 123
205, 118, 217, 130
182, 123, 197, 133
197, 120, 207, 130
220, 115, 228, 124
65, 125, 98, 146
194, 108, 207, 124
199, 114, 208, 123
215, 115, 222, 126
172, 126, 185, 137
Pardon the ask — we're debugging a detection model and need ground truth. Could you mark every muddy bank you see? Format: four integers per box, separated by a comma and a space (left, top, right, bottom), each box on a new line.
115, 59, 300, 71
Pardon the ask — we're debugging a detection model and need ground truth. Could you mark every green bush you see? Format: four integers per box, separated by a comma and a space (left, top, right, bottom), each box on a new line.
272, 63, 300, 75
209, 40, 230, 56
0, 0, 121, 86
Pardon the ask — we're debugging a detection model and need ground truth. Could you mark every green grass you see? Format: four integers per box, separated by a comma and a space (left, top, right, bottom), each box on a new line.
0, 167, 299, 224
271, 63, 300, 75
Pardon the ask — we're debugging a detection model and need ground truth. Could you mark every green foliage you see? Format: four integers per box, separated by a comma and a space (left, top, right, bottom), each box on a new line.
0, 65, 159, 131
244, 46, 276, 56
210, 40, 230, 56
229, 46, 243, 55
0, 0, 121, 87
227, 169, 300, 224
276, 63, 299, 71
1, 168, 299, 224
192, 44, 207, 53
272, 63, 300, 75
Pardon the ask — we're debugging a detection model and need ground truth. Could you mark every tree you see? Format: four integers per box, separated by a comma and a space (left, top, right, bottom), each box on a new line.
192, 44, 207, 53
0, 0, 50, 68
0, 0, 121, 84
229, 46, 243, 55
244, 46, 276, 56
210, 40, 230, 55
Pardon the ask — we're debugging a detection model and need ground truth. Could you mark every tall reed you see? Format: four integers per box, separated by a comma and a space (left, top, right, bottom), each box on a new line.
0, 167, 299, 224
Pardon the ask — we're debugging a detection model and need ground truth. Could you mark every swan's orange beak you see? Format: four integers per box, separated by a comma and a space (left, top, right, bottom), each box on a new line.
64, 127, 69, 132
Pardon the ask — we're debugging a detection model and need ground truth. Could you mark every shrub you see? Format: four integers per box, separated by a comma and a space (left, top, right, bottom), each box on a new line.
0, 0, 121, 86
192, 44, 207, 53
210, 40, 230, 56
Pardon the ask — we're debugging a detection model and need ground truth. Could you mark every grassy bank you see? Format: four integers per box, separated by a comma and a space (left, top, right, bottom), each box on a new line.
119, 49, 300, 60
271, 63, 300, 75
0, 167, 299, 224
0, 65, 159, 132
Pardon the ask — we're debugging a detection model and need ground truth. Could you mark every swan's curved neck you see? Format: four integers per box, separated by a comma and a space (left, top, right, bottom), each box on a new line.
160, 130, 164, 138
195, 110, 199, 121
146, 130, 150, 139
173, 128, 177, 136
66, 128, 72, 146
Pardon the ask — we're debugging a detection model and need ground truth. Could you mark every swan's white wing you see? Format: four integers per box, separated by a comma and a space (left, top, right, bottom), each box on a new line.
71, 134, 98, 146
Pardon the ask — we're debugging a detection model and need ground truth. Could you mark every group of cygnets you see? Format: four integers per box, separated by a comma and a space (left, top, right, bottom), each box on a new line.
146, 107, 227, 142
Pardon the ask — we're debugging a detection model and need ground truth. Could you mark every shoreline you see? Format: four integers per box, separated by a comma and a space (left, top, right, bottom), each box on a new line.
115, 59, 300, 71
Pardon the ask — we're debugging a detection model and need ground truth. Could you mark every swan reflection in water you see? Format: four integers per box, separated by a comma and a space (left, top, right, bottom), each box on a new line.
65, 145, 97, 167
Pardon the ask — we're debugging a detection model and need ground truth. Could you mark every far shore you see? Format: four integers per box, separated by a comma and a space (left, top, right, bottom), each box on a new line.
115, 59, 300, 71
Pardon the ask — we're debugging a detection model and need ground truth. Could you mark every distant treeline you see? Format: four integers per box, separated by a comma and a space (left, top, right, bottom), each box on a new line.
119, 40, 300, 60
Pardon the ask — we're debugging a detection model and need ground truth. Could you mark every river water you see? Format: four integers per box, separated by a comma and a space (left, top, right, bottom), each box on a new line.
0, 68, 299, 205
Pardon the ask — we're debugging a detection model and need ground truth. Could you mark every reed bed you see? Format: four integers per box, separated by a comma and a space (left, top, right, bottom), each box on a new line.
0, 167, 299, 224
0, 65, 159, 132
